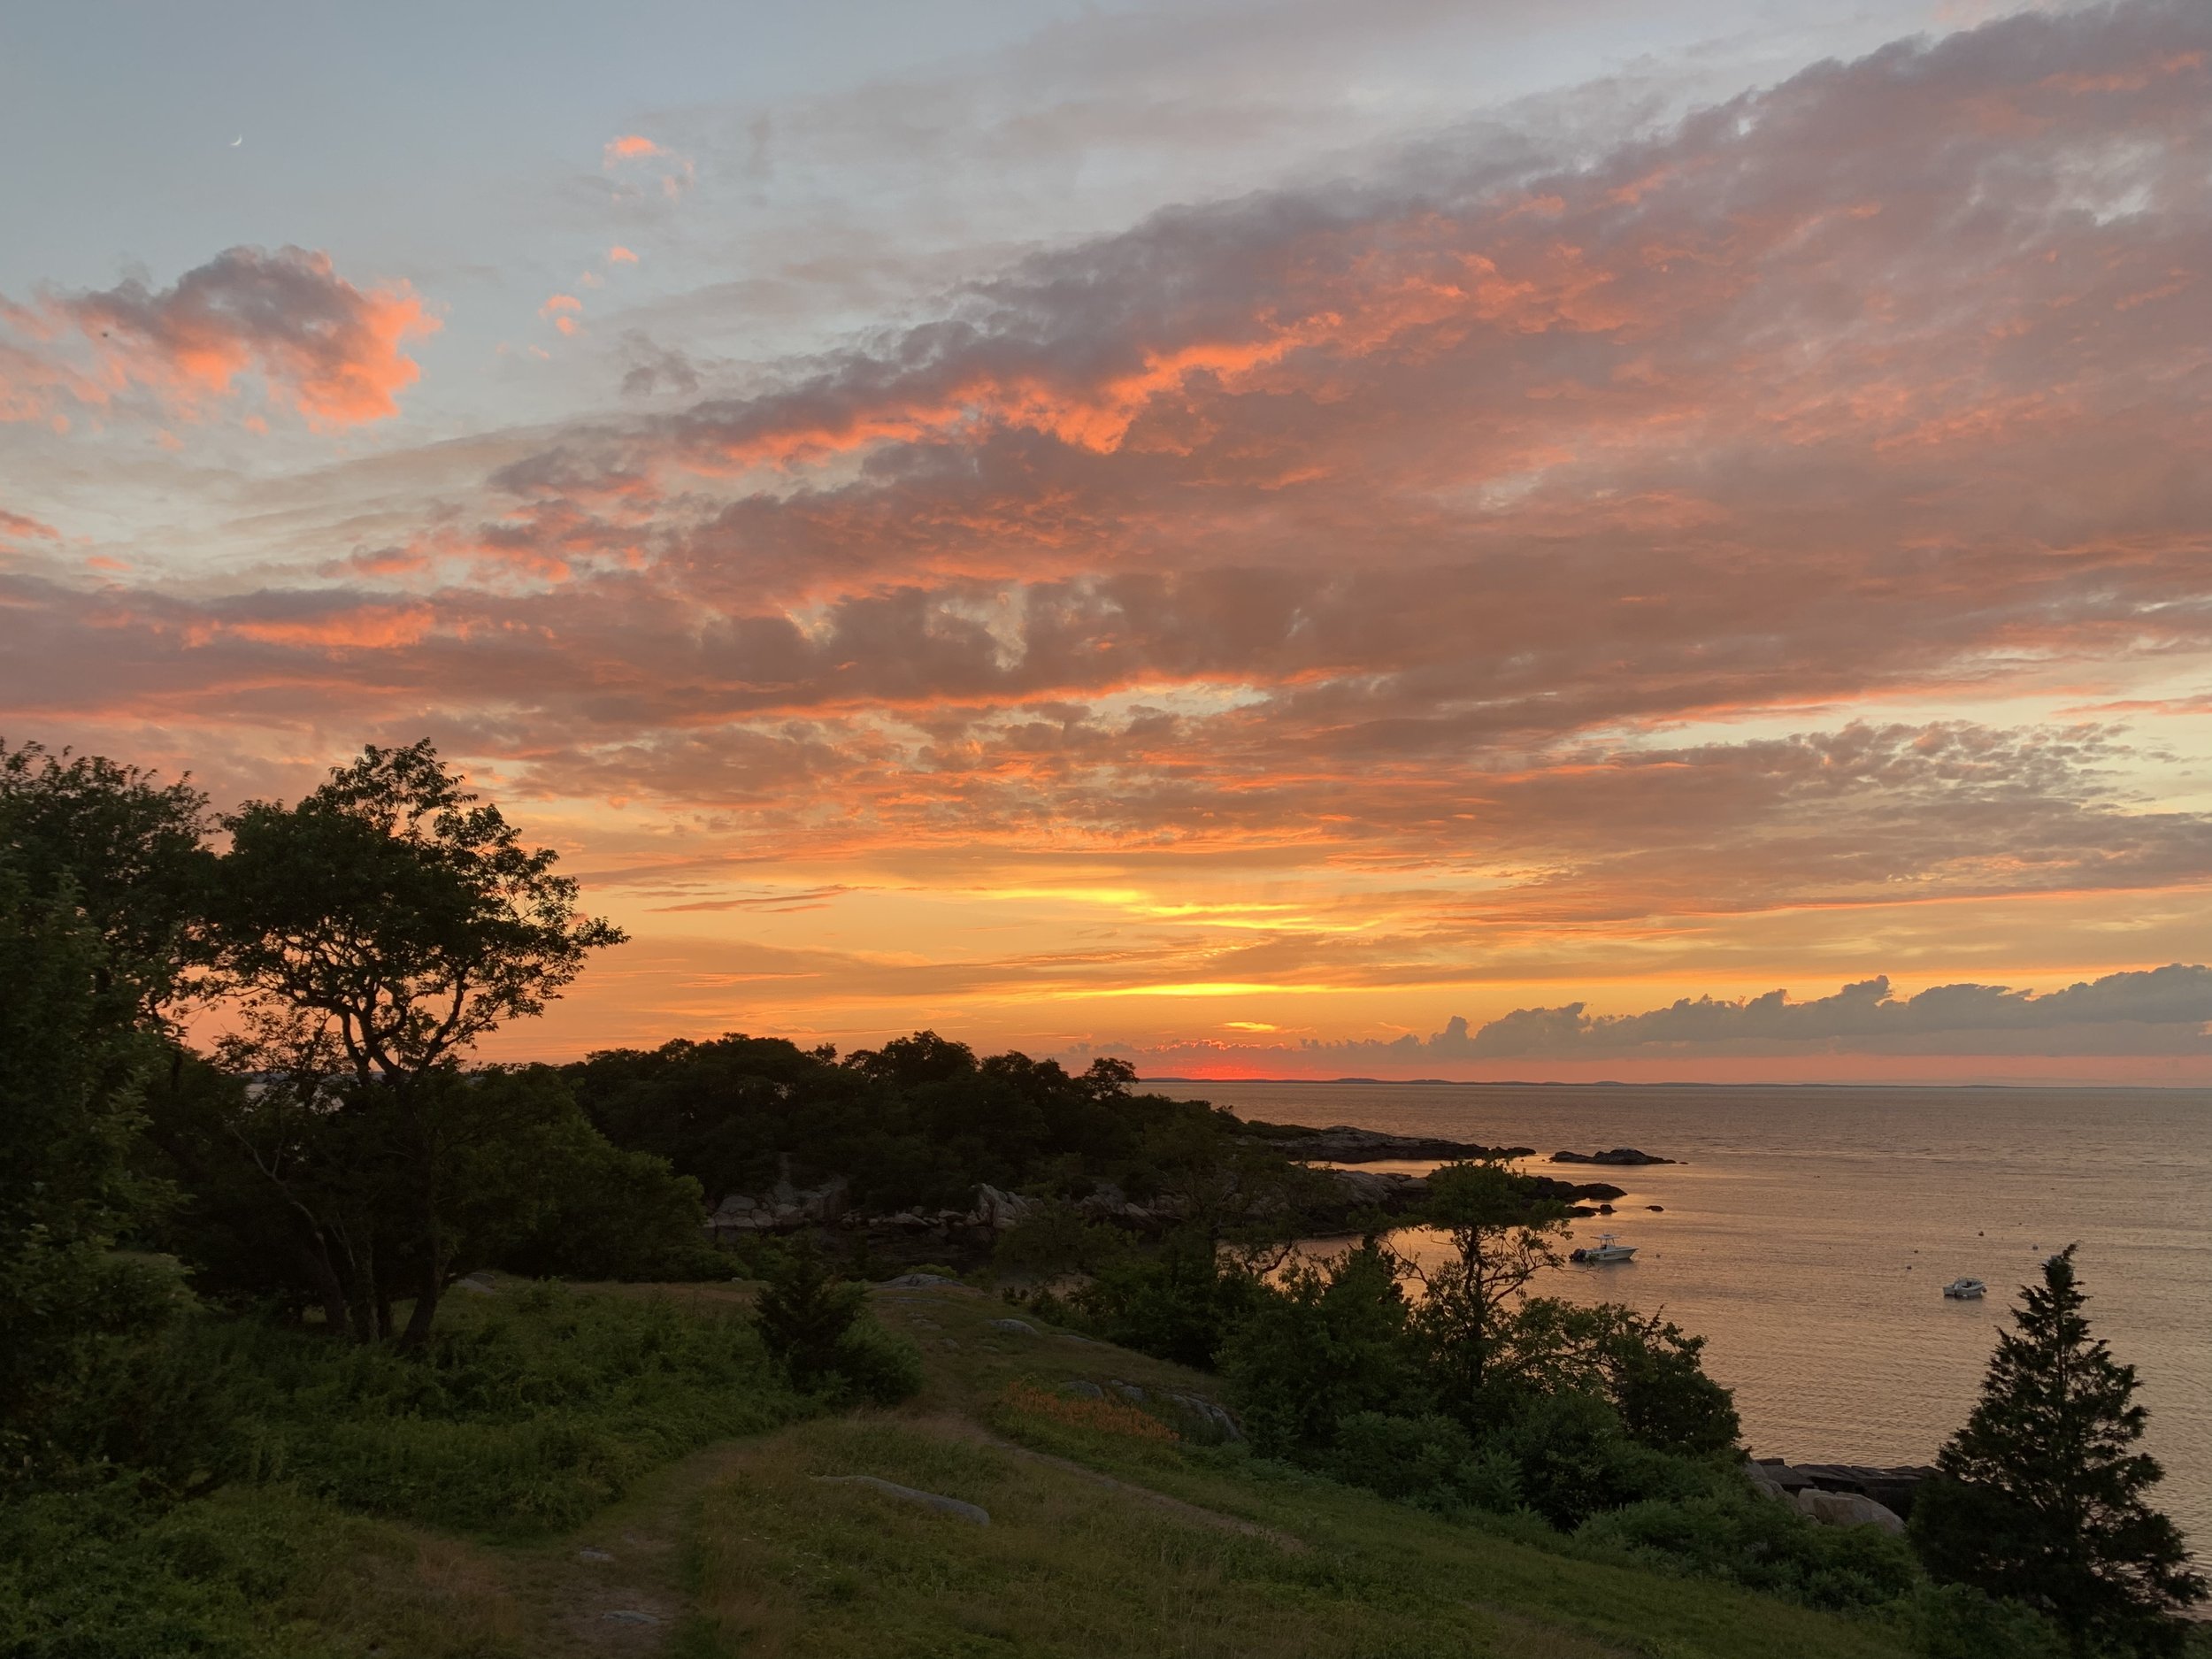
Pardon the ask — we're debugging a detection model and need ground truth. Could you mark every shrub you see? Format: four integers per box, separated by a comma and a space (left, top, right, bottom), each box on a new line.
1321, 1411, 1521, 1515
0, 1483, 336, 1659
752, 1242, 921, 1408
1491, 1390, 1709, 1531
828, 1319, 926, 1407
1890, 1582, 2069, 1659
1220, 1241, 1423, 1459
1068, 1233, 1263, 1371
1577, 1486, 1920, 1612
193, 1284, 803, 1532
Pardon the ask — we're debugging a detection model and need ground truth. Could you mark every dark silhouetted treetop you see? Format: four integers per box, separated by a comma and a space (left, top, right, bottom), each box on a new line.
567, 1032, 1231, 1215
1911, 1245, 2206, 1656
213, 739, 625, 1087
0, 738, 214, 1016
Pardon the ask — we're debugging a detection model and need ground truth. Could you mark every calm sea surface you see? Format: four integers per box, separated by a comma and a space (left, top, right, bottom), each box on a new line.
1175, 1080, 2212, 1551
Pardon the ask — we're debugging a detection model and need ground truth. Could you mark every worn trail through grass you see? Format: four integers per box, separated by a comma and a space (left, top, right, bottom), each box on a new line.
368, 1281, 1915, 1659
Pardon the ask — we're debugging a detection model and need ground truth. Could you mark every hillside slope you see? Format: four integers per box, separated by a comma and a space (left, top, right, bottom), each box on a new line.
326, 1279, 1919, 1659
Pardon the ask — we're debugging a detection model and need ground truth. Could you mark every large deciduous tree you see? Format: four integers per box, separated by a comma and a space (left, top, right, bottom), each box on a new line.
204, 741, 626, 1345
1910, 1246, 2206, 1656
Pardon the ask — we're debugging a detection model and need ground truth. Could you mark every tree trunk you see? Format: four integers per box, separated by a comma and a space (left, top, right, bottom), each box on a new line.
398, 1262, 441, 1349
303, 1244, 353, 1340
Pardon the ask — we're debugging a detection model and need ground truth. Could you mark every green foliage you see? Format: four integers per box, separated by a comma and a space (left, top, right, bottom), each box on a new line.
1068, 1232, 1264, 1370
188, 1284, 803, 1532
1578, 1484, 1922, 1613
991, 1196, 1132, 1276
1492, 1295, 1741, 1454
0, 1288, 810, 1655
0, 853, 177, 1492
0, 1483, 340, 1659
144, 1060, 708, 1324
1888, 1582, 2070, 1659
0, 738, 214, 1013
754, 1243, 923, 1406
1910, 1247, 2206, 1655
1405, 1158, 1571, 1411
1219, 1240, 1423, 1456
1320, 1410, 1524, 1515
1491, 1389, 1709, 1531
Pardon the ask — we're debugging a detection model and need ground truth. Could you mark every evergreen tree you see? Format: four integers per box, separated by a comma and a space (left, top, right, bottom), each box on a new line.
1910, 1246, 2206, 1656
752, 1240, 868, 1390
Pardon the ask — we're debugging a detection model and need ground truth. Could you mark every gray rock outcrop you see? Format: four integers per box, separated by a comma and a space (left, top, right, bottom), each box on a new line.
1795, 1487, 1906, 1534
813, 1474, 989, 1525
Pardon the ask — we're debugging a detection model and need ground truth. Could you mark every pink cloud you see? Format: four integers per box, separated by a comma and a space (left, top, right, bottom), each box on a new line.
1, 246, 438, 428
0, 507, 60, 542
603, 134, 663, 165
608, 245, 640, 265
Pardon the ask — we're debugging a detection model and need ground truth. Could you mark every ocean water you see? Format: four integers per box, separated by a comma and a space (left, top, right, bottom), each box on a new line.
1177, 1080, 2212, 1550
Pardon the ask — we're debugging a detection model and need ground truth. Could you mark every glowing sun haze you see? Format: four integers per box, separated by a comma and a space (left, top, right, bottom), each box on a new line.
4, 0, 2211, 1082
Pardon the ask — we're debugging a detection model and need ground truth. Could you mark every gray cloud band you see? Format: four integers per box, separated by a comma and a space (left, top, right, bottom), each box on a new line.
1354, 965, 2212, 1061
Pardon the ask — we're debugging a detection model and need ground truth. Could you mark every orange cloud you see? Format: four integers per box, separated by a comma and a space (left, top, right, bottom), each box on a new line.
212, 603, 437, 649
608, 246, 640, 265
3, 245, 437, 428
601, 134, 695, 199
7, 1, 2212, 1071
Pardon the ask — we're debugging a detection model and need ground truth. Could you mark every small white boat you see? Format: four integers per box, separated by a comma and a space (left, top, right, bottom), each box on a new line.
1941, 1278, 1986, 1300
1571, 1233, 1637, 1264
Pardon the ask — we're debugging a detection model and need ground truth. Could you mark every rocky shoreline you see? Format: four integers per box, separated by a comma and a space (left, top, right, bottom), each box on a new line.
1549, 1147, 1675, 1166
706, 1117, 1673, 1245
1237, 1121, 1534, 1164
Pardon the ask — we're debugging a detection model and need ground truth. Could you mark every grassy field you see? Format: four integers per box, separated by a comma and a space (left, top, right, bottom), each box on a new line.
9, 1278, 1942, 1659
664, 1282, 1916, 1659
8, 1283, 1964, 1659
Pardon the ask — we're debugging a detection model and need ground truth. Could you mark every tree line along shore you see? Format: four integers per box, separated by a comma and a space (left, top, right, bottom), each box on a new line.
4, 734, 2204, 1659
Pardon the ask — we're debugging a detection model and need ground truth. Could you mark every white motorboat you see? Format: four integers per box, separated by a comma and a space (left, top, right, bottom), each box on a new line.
1941, 1278, 1986, 1300
1571, 1233, 1637, 1264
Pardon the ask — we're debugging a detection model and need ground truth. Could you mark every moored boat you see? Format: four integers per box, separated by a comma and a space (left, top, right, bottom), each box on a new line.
1941, 1277, 1986, 1300
1571, 1233, 1637, 1264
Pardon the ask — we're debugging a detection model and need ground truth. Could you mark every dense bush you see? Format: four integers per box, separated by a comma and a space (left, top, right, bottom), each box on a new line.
0, 1484, 337, 1659
1066, 1234, 1265, 1371
1886, 1582, 2072, 1659
1319, 1411, 1522, 1515
1578, 1484, 1921, 1611
752, 1243, 924, 1407
1220, 1241, 1423, 1458
188, 1283, 804, 1532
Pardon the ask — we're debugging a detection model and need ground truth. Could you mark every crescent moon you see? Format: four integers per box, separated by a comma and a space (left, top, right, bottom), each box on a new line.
231, 135, 243, 147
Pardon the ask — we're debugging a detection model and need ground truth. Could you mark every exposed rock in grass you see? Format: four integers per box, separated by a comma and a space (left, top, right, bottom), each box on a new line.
813, 1474, 989, 1525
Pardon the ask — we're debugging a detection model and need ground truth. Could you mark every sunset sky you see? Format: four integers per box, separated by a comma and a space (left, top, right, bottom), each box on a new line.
4, 0, 2210, 1082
